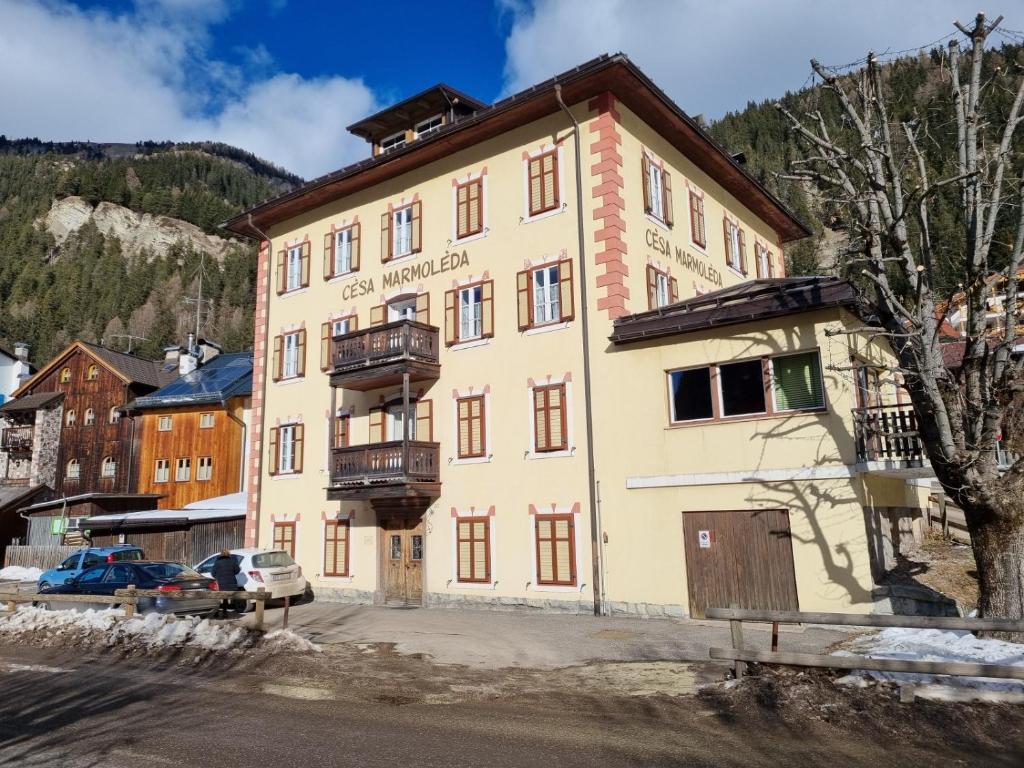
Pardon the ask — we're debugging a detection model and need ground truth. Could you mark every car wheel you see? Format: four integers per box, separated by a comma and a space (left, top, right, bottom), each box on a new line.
232, 598, 253, 614
37, 601, 52, 611
38, 582, 50, 591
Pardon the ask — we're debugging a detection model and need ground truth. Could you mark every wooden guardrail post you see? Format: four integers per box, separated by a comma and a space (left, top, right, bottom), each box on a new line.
728, 602, 746, 678
5, 599, 15, 613
254, 587, 266, 631
123, 585, 136, 619
939, 492, 949, 539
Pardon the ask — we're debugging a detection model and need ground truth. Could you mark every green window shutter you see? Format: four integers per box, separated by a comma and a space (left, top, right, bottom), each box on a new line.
773, 352, 824, 411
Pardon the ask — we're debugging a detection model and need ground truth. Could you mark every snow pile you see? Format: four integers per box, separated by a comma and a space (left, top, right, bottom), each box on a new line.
836, 627, 1024, 697
0, 566, 42, 582
0, 606, 319, 654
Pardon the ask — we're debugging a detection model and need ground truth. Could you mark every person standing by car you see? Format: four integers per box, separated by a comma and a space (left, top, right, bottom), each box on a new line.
211, 550, 240, 616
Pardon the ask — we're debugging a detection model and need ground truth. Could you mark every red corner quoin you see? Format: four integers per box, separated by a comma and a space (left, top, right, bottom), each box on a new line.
588, 92, 629, 319
245, 239, 271, 547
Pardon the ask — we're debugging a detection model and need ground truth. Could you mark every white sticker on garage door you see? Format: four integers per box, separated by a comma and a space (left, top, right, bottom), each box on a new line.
698, 530, 712, 549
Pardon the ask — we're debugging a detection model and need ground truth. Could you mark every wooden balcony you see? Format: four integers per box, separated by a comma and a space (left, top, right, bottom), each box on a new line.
853, 405, 929, 475
327, 440, 441, 501
330, 320, 440, 391
1, 426, 34, 454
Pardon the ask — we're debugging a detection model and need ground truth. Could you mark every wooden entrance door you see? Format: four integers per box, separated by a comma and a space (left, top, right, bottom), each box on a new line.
682, 509, 799, 619
381, 516, 424, 605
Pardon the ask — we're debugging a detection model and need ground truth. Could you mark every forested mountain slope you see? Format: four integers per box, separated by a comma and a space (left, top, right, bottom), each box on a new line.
0, 139, 300, 362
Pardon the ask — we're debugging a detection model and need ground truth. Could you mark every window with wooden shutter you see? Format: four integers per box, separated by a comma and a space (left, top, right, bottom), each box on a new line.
410, 200, 422, 254
533, 383, 567, 452
380, 211, 393, 262
292, 423, 304, 473
689, 191, 706, 248
368, 407, 385, 443
323, 231, 335, 279
272, 335, 283, 381
415, 399, 433, 442
662, 170, 674, 226
324, 519, 350, 577
267, 426, 279, 476
456, 178, 483, 239
528, 150, 558, 216
456, 395, 486, 459
324, 224, 360, 279
320, 322, 330, 371
273, 522, 296, 558
516, 269, 532, 330
275, 250, 286, 294
456, 517, 490, 583
333, 414, 350, 448
415, 292, 430, 324
370, 304, 385, 326
444, 289, 458, 346
295, 329, 306, 377
480, 281, 494, 338
641, 155, 652, 214
535, 514, 575, 586
738, 227, 747, 274
557, 259, 574, 322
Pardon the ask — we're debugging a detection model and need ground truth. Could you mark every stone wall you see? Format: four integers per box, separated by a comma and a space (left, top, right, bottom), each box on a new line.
30, 405, 61, 489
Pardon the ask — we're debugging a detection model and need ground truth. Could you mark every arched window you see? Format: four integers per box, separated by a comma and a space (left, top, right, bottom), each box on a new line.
101, 457, 116, 478
60, 367, 71, 383
86, 364, 99, 381
65, 409, 76, 427
84, 408, 96, 426
66, 459, 81, 480
109, 407, 121, 425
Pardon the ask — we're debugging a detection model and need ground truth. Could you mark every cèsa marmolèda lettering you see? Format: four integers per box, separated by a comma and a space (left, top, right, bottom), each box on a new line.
340, 250, 471, 300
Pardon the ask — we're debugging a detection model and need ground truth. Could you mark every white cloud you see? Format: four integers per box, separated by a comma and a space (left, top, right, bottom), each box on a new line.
502, 0, 990, 119
0, 0, 377, 178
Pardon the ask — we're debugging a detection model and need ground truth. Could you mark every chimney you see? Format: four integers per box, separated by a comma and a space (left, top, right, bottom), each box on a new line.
163, 345, 184, 366
13, 343, 29, 362
196, 338, 223, 365
178, 351, 198, 376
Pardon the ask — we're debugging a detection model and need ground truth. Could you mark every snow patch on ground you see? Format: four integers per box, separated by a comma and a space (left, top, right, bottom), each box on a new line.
0, 566, 42, 581
836, 627, 1024, 695
0, 606, 319, 654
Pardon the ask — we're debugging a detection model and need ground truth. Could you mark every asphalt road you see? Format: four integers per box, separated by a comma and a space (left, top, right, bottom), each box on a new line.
0, 644, 1018, 768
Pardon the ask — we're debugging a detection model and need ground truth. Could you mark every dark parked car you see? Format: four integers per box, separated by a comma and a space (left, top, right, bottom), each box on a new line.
37, 561, 221, 616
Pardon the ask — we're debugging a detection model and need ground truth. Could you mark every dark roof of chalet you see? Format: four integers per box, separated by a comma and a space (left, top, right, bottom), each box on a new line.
0, 484, 47, 515
346, 83, 489, 140
80, 342, 178, 389
124, 352, 253, 411
224, 53, 810, 243
0, 391, 64, 413
18, 493, 164, 514
610, 277, 858, 344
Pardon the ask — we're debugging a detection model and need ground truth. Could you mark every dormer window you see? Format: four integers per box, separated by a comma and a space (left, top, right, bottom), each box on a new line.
380, 132, 406, 155
415, 114, 443, 138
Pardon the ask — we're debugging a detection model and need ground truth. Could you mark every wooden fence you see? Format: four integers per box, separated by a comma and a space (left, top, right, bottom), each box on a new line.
926, 494, 970, 543
707, 606, 1024, 698
3, 545, 80, 570
2, 587, 272, 631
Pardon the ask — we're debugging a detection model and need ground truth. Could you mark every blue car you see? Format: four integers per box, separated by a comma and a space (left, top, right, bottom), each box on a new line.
37, 545, 145, 590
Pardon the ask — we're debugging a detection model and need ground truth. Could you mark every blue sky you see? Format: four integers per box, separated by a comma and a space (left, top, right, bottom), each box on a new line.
1, 1, 1002, 178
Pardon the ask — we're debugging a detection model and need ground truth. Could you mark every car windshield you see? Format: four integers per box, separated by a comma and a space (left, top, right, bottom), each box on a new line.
140, 563, 202, 581
253, 551, 295, 569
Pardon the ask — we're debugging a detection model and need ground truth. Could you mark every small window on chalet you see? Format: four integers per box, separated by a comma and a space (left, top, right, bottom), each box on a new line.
197, 456, 213, 481
516, 261, 574, 330
532, 384, 567, 453
415, 114, 443, 138
669, 367, 714, 423
86, 364, 99, 381
646, 266, 678, 310
66, 459, 81, 480
273, 521, 296, 558
333, 413, 350, 449
199, 413, 215, 429
724, 219, 747, 274
382, 203, 421, 261
109, 407, 121, 424
527, 151, 559, 217
84, 408, 95, 426
158, 415, 172, 432
379, 132, 406, 154
755, 243, 775, 279
456, 517, 490, 583
60, 367, 71, 383
154, 459, 170, 483
719, 359, 766, 417
65, 409, 76, 427
324, 224, 360, 279
534, 514, 575, 586
324, 519, 350, 577
772, 352, 824, 412
175, 457, 191, 482
101, 457, 116, 478
444, 281, 494, 345
642, 154, 673, 226
456, 395, 486, 459
689, 191, 707, 249
455, 178, 484, 240
276, 242, 311, 294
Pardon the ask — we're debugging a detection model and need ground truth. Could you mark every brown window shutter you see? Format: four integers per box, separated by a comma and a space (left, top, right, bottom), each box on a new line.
457, 398, 470, 458
662, 170, 674, 227
275, 250, 286, 295
470, 179, 482, 235
295, 329, 306, 377
293, 424, 304, 473
456, 185, 469, 239
533, 388, 546, 451
528, 157, 542, 216
723, 217, 732, 267
481, 280, 494, 338
300, 241, 311, 287
415, 399, 433, 442
349, 314, 359, 332
670, 276, 679, 303
415, 292, 430, 324
320, 322, 330, 372
444, 289, 457, 346
558, 259, 575, 322
689, 192, 698, 240
738, 228, 747, 274
370, 304, 385, 326
550, 384, 567, 450
641, 155, 652, 214
368, 407, 384, 443
272, 335, 283, 381
767, 249, 776, 278
646, 265, 657, 310
411, 201, 422, 254
516, 269, 532, 330
381, 211, 392, 262
268, 427, 279, 475
350, 223, 361, 271
323, 232, 335, 279
544, 152, 558, 210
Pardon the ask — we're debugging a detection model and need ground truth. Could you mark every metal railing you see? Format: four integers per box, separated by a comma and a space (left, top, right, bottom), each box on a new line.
330, 320, 439, 372
330, 440, 440, 486
852, 405, 925, 464
1, 426, 34, 453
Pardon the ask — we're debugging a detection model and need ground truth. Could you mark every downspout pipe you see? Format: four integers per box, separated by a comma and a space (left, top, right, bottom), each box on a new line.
247, 213, 274, 547
554, 84, 605, 617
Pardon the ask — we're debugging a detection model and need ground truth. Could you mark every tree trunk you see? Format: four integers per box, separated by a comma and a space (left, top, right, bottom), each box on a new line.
968, 510, 1024, 641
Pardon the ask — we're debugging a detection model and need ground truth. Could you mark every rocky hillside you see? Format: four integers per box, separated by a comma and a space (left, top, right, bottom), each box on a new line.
0, 140, 300, 363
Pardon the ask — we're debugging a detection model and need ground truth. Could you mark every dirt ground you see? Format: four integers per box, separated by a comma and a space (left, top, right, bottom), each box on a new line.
889, 530, 979, 610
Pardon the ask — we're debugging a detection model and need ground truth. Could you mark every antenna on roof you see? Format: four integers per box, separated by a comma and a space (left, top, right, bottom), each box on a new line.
182, 252, 214, 353
107, 334, 150, 354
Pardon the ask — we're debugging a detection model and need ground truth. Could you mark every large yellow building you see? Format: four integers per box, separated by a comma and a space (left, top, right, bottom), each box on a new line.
225, 55, 925, 617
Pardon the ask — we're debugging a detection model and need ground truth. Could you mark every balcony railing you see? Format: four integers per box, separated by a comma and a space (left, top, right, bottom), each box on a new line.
1, 426, 34, 453
330, 440, 440, 491
853, 405, 925, 465
331, 320, 439, 372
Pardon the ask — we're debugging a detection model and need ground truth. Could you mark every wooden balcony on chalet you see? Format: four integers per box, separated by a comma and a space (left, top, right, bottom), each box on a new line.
327, 440, 441, 501
330, 320, 440, 391
0, 426, 34, 454
853, 405, 931, 476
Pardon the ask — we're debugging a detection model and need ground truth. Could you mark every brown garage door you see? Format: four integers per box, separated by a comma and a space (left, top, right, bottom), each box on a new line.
682, 509, 799, 619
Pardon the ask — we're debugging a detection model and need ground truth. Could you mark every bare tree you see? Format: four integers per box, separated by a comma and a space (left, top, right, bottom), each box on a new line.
778, 13, 1024, 632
